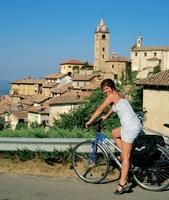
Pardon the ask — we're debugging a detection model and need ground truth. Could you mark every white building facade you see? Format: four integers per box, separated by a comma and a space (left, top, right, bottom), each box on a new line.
130, 35, 169, 72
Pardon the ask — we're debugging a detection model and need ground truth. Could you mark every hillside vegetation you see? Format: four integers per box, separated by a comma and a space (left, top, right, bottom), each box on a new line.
0, 83, 143, 138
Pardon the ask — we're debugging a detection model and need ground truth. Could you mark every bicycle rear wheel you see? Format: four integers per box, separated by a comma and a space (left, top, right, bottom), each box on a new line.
72, 140, 110, 183
132, 145, 169, 191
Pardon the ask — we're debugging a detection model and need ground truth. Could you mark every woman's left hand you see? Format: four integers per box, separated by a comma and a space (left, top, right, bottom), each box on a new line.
101, 116, 107, 121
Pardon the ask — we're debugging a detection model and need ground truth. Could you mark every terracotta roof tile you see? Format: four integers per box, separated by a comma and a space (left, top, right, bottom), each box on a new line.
0, 98, 10, 115
11, 78, 44, 84
31, 95, 51, 103
12, 111, 28, 119
28, 106, 49, 114
44, 73, 67, 79
131, 46, 169, 51
60, 59, 84, 65
106, 56, 130, 62
43, 82, 59, 88
81, 81, 101, 90
61, 90, 91, 97
72, 74, 98, 81
49, 95, 88, 105
51, 82, 72, 94
147, 56, 161, 61
135, 69, 169, 87
0, 104, 8, 115
20, 98, 33, 106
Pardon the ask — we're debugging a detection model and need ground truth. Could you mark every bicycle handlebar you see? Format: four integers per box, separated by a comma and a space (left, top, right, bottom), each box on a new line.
91, 118, 103, 126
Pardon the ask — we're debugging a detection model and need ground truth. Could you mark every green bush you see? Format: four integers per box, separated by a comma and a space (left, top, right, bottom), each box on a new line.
15, 122, 28, 130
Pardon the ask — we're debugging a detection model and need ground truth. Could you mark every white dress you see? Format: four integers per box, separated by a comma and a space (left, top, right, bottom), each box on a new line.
112, 98, 142, 143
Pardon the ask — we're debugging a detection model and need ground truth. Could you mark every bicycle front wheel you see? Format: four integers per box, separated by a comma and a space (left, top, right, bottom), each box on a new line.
133, 145, 169, 191
72, 140, 110, 183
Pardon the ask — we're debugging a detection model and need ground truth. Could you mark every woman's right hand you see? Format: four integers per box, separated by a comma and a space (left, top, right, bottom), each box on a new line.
85, 121, 91, 128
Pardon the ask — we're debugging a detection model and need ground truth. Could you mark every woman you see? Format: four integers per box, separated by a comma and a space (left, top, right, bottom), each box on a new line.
85, 79, 142, 195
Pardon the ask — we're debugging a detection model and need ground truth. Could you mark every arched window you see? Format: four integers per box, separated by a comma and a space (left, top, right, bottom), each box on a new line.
102, 47, 105, 52
102, 34, 106, 39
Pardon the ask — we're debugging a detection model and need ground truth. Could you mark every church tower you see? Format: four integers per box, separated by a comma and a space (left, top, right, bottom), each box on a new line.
94, 18, 110, 72
137, 35, 142, 47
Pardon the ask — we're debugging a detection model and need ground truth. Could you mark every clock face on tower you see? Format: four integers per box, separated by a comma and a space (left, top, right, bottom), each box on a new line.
102, 26, 106, 31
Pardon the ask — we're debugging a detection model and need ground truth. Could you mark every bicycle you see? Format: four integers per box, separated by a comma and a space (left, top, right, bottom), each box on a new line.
71, 111, 169, 191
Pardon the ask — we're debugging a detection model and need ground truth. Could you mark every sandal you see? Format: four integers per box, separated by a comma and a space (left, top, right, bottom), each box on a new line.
114, 183, 131, 195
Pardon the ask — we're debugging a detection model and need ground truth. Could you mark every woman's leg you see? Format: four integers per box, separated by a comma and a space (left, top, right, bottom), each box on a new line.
112, 127, 122, 149
117, 140, 133, 191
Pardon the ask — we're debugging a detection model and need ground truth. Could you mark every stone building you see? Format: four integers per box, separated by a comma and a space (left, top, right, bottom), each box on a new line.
105, 52, 131, 81
94, 18, 110, 72
94, 18, 130, 82
60, 59, 85, 75
130, 35, 169, 73
135, 69, 169, 135
10, 78, 44, 96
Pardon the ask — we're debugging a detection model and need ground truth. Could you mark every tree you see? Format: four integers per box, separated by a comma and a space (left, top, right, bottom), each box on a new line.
153, 65, 161, 74
129, 86, 143, 113
53, 87, 120, 132
53, 83, 143, 132
72, 65, 79, 70
120, 70, 125, 85
0, 117, 4, 130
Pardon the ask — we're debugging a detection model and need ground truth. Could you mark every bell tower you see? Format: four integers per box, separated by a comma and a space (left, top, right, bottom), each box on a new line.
137, 35, 142, 47
94, 18, 110, 72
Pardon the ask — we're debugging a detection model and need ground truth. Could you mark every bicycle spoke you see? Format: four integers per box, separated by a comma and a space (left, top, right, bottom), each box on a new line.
72, 140, 110, 183
133, 146, 169, 191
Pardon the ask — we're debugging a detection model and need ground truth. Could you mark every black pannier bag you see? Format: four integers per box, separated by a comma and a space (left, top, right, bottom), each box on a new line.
131, 135, 165, 167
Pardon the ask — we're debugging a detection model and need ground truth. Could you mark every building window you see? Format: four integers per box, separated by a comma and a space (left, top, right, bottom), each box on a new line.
114, 74, 118, 80
102, 47, 105, 51
135, 53, 137, 56
144, 52, 147, 56
68, 66, 71, 68
154, 52, 157, 56
112, 65, 114, 68
96, 34, 98, 40
102, 34, 106, 39
102, 55, 104, 58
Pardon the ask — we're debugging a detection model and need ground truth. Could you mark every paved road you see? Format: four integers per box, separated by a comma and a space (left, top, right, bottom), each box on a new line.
0, 172, 168, 200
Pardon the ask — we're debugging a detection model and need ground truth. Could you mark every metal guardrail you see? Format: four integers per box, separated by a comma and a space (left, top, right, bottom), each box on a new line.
0, 138, 115, 152
0, 138, 86, 152
0, 137, 168, 152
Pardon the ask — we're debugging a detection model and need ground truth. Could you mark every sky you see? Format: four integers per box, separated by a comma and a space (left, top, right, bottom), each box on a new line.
0, 0, 169, 81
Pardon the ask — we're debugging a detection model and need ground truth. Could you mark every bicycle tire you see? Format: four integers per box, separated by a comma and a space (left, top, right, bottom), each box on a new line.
72, 140, 110, 183
132, 145, 169, 191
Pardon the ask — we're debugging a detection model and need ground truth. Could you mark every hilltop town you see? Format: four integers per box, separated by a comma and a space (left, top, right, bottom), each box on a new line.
0, 18, 169, 132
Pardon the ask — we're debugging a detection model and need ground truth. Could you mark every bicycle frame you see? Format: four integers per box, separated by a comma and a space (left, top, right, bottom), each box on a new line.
88, 131, 122, 168
72, 112, 169, 190
87, 120, 169, 173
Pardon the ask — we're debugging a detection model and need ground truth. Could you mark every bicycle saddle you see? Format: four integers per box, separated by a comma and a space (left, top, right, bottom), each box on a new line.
164, 124, 169, 128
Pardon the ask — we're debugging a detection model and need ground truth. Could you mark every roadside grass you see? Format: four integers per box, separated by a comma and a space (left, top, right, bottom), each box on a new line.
0, 148, 120, 179
0, 126, 115, 177
0, 153, 75, 177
